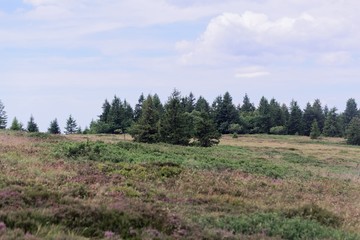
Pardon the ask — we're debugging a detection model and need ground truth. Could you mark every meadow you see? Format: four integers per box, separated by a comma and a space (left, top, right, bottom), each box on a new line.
0, 130, 359, 239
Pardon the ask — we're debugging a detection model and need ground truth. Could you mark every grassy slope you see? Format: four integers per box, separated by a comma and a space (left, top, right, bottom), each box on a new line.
0, 130, 359, 239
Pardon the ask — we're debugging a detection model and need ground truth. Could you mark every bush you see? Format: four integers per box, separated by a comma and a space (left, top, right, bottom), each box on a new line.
269, 126, 287, 135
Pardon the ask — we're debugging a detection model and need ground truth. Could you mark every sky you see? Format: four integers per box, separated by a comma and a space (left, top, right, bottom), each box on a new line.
0, 0, 359, 131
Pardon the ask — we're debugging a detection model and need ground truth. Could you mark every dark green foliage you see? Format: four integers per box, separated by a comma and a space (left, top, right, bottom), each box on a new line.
191, 110, 221, 147
343, 98, 358, 129
134, 93, 145, 122
255, 97, 271, 133
159, 90, 192, 145
240, 93, 255, 113
269, 98, 286, 128
346, 117, 360, 145
181, 92, 196, 113
212, 92, 239, 134
99, 99, 111, 123
130, 95, 160, 143
323, 108, 342, 137
0, 100, 7, 129
10, 117, 23, 131
303, 102, 315, 136
48, 118, 61, 134
26, 115, 39, 133
64, 115, 78, 134
288, 100, 303, 135
310, 120, 321, 139
195, 96, 210, 113
312, 99, 325, 132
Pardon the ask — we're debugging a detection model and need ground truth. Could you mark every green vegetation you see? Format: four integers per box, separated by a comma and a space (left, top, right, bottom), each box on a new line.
0, 130, 360, 239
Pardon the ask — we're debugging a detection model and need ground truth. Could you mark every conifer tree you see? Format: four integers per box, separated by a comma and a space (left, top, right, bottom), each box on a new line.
0, 100, 7, 129
99, 99, 111, 123
310, 120, 321, 139
212, 92, 239, 134
159, 90, 191, 145
10, 117, 23, 131
134, 93, 145, 122
195, 96, 210, 114
346, 117, 360, 145
27, 115, 39, 133
181, 92, 196, 113
192, 110, 220, 147
240, 93, 255, 113
48, 119, 61, 134
323, 108, 342, 137
343, 98, 358, 129
287, 100, 303, 135
130, 95, 160, 143
312, 99, 325, 132
65, 115, 78, 134
303, 102, 315, 136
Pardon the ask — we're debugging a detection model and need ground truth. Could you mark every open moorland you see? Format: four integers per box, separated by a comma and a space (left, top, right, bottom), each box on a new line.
0, 130, 360, 239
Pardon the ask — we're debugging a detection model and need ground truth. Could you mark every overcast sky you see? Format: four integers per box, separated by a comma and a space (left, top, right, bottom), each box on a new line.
1, 0, 359, 131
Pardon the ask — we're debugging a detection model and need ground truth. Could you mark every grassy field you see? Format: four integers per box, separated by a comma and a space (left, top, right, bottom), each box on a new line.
0, 131, 359, 239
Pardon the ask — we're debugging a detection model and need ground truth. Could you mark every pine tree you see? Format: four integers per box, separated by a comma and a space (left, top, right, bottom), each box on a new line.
27, 115, 39, 133
65, 115, 78, 134
192, 110, 220, 147
10, 117, 23, 131
159, 90, 191, 145
48, 119, 61, 134
310, 120, 321, 139
0, 100, 7, 129
287, 100, 303, 135
346, 117, 360, 145
130, 95, 160, 143
323, 108, 342, 137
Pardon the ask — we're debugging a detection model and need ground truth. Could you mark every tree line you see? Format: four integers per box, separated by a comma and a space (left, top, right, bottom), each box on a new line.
1, 90, 360, 146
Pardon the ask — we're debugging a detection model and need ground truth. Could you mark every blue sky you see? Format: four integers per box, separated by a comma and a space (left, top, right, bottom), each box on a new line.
1, 0, 359, 131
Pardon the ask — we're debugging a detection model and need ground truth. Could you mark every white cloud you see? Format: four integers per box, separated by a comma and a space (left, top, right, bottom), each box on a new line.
318, 51, 352, 65
235, 66, 270, 78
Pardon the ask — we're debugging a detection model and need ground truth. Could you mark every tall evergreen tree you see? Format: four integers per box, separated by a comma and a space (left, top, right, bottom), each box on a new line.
182, 92, 196, 113
159, 90, 191, 145
269, 98, 285, 127
212, 92, 239, 134
255, 96, 271, 133
134, 93, 145, 122
195, 96, 210, 114
48, 119, 61, 134
0, 100, 7, 129
312, 99, 325, 132
152, 94, 165, 117
287, 100, 303, 135
302, 102, 315, 136
65, 115, 78, 134
10, 117, 23, 131
192, 110, 220, 147
99, 99, 111, 123
323, 108, 342, 137
346, 117, 360, 145
240, 93, 255, 113
343, 98, 358, 129
130, 95, 160, 143
27, 115, 39, 133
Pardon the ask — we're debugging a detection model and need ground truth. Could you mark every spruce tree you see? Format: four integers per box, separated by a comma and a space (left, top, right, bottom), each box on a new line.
192, 110, 220, 147
48, 119, 61, 134
240, 93, 255, 113
65, 115, 78, 134
323, 108, 342, 137
212, 92, 239, 134
312, 99, 325, 132
159, 90, 191, 145
130, 95, 160, 143
195, 96, 210, 114
255, 96, 271, 133
0, 100, 7, 129
99, 99, 111, 123
310, 120, 321, 139
287, 100, 303, 135
10, 117, 23, 131
343, 98, 358, 129
27, 115, 39, 133
346, 117, 360, 145
303, 102, 315, 136
182, 92, 196, 113
134, 93, 145, 122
